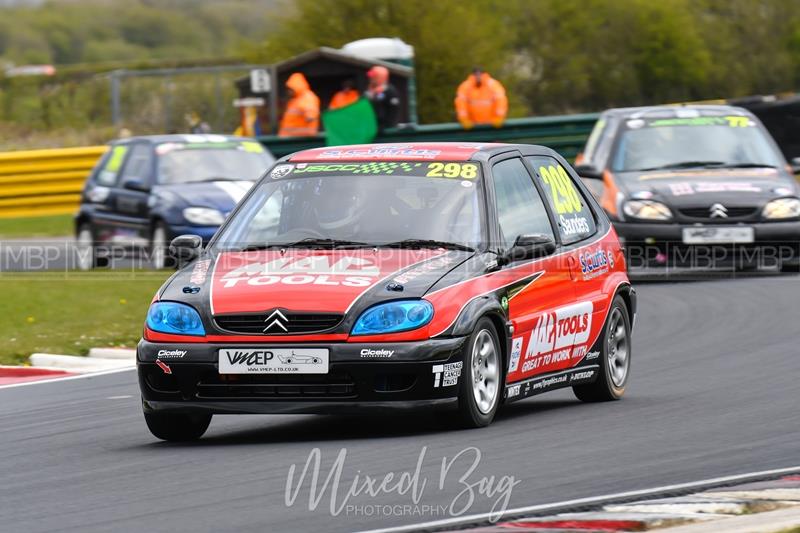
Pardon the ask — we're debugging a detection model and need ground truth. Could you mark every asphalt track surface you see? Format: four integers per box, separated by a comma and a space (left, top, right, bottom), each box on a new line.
1, 274, 799, 533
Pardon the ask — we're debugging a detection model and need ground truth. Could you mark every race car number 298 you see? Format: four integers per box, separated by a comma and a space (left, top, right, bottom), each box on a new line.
218, 348, 329, 374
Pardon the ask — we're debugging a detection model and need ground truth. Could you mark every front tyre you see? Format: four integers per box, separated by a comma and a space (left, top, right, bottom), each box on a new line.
144, 410, 211, 441
457, 318, 503, 428
75, 224, 102, 270
149, 222, 170, 270
574, 295, 631, 402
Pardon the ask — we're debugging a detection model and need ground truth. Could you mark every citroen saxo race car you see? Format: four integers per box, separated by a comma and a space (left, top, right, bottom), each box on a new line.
138, 142, 636, 441
574, 105, 800, 270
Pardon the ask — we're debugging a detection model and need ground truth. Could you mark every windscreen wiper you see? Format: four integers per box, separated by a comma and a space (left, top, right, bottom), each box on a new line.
712, 163, 777, 169
195, 176, 245, 183
382, 239, 475, 252
238, 238, 371, 251
636, 161, 726, 171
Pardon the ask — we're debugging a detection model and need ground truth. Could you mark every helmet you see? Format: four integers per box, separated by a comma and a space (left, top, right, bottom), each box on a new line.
314, 181, 367, 231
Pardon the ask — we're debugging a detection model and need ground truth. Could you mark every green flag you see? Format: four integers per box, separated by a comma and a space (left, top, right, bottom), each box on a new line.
322, 98, 378, 146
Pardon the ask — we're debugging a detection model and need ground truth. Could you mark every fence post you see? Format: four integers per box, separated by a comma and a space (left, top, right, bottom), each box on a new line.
110, 70, 122, 127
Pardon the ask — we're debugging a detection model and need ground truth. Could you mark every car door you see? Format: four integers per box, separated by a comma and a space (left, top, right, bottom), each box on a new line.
488, 155, 577, 384
87, 143, 131, 242
112, 142, 155, 242
526, 155, 609, 362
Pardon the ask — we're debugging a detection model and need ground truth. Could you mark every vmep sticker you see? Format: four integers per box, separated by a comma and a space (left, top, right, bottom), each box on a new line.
432, 362, 462, 388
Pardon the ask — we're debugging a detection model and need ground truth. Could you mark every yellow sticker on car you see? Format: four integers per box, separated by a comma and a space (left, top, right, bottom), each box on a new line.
106, 146, 128, 172
426, 162, 478, 179
241, 141, 265, 153
539, 164, 583, 214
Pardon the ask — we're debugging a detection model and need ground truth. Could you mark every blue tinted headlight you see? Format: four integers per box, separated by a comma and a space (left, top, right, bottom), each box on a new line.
146, 302, 205, 336
351, 300, 434, 335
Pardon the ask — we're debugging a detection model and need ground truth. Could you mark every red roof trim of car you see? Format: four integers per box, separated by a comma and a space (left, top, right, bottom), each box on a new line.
289, 143, 505, 162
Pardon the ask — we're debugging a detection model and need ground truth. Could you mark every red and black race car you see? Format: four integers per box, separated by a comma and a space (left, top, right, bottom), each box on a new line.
138, 142, 636, 440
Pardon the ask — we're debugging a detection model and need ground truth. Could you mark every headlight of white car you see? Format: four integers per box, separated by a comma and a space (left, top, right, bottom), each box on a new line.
762, 198, 800, 219
183, 207, 225, 225
622, 200, 673, 221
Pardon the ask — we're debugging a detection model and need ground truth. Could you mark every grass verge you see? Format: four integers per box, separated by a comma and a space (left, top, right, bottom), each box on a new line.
0, 214, 74, 239
0, 271, 169, 366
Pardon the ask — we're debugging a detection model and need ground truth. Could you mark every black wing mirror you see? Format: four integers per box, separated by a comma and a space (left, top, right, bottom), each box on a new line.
790, 157, 800, 175
169, 234, 203, 265
499, 234, 556, 266
122, 178, 150, 192
574, 164, 603, 180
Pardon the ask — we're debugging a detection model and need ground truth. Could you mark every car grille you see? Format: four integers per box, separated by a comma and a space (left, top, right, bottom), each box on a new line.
679, 206, 758, 219
214, 311, 343, 334
196, 372, 356, 399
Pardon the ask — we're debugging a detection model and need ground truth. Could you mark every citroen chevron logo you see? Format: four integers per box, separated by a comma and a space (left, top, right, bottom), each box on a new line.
709, 203, 728, 218
263, 309, 288, 333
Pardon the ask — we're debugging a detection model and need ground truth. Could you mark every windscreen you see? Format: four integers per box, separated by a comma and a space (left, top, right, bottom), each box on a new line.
156, 140, 274, 184
213, 161, 484, 250
611, 115, 785, 172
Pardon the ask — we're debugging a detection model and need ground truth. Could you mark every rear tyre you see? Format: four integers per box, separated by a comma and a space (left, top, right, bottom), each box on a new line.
457, 318, 503, 428
144, 410, 211, 441
573, 295, 631, 402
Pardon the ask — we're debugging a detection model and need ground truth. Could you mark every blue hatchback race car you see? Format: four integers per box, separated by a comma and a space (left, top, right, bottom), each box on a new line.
75, 134, 274, 269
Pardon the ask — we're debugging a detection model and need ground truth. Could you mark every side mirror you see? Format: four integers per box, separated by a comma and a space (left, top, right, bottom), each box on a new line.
122, 178, 150, 192
574, 164, 603, 180
169, 234, 203, 265
790, 157, 800, 175
499, 234, 556, 266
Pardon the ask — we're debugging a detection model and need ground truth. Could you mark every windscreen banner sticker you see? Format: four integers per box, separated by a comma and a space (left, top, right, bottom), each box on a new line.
642, 116, 755, 128
240, 141, 265, 153
275, 161, 481, 179
669, 181, 762, 196
156, 140, 257, 155
521, 301, 593, 374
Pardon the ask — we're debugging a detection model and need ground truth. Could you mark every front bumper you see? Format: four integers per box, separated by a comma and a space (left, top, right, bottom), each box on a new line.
613, 220, 800, 267
138, 337, 468, 414
613, 219, 800, 242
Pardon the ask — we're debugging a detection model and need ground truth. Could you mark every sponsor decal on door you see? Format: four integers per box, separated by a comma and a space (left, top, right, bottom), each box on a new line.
520, 301, 593, 374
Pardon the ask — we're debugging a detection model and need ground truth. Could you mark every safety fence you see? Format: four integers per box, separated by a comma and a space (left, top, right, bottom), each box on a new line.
257, 112, 601, 159
0, 112, 599, 219
0, 146, 107, 219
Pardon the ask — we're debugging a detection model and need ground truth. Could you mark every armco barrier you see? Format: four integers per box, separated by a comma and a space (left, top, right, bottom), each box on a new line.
0, 112, 599, 219
257, 112, 601, 159
0, 146, 106, 218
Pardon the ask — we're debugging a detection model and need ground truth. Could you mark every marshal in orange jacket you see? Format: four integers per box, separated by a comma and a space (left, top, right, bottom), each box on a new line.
279, 73, 320, 137
454, 72, 508, 129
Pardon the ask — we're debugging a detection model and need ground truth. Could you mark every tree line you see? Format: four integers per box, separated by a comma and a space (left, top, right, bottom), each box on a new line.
0, 0, 278, 66
251, 0, 800, 123
2, 0, 800, 143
